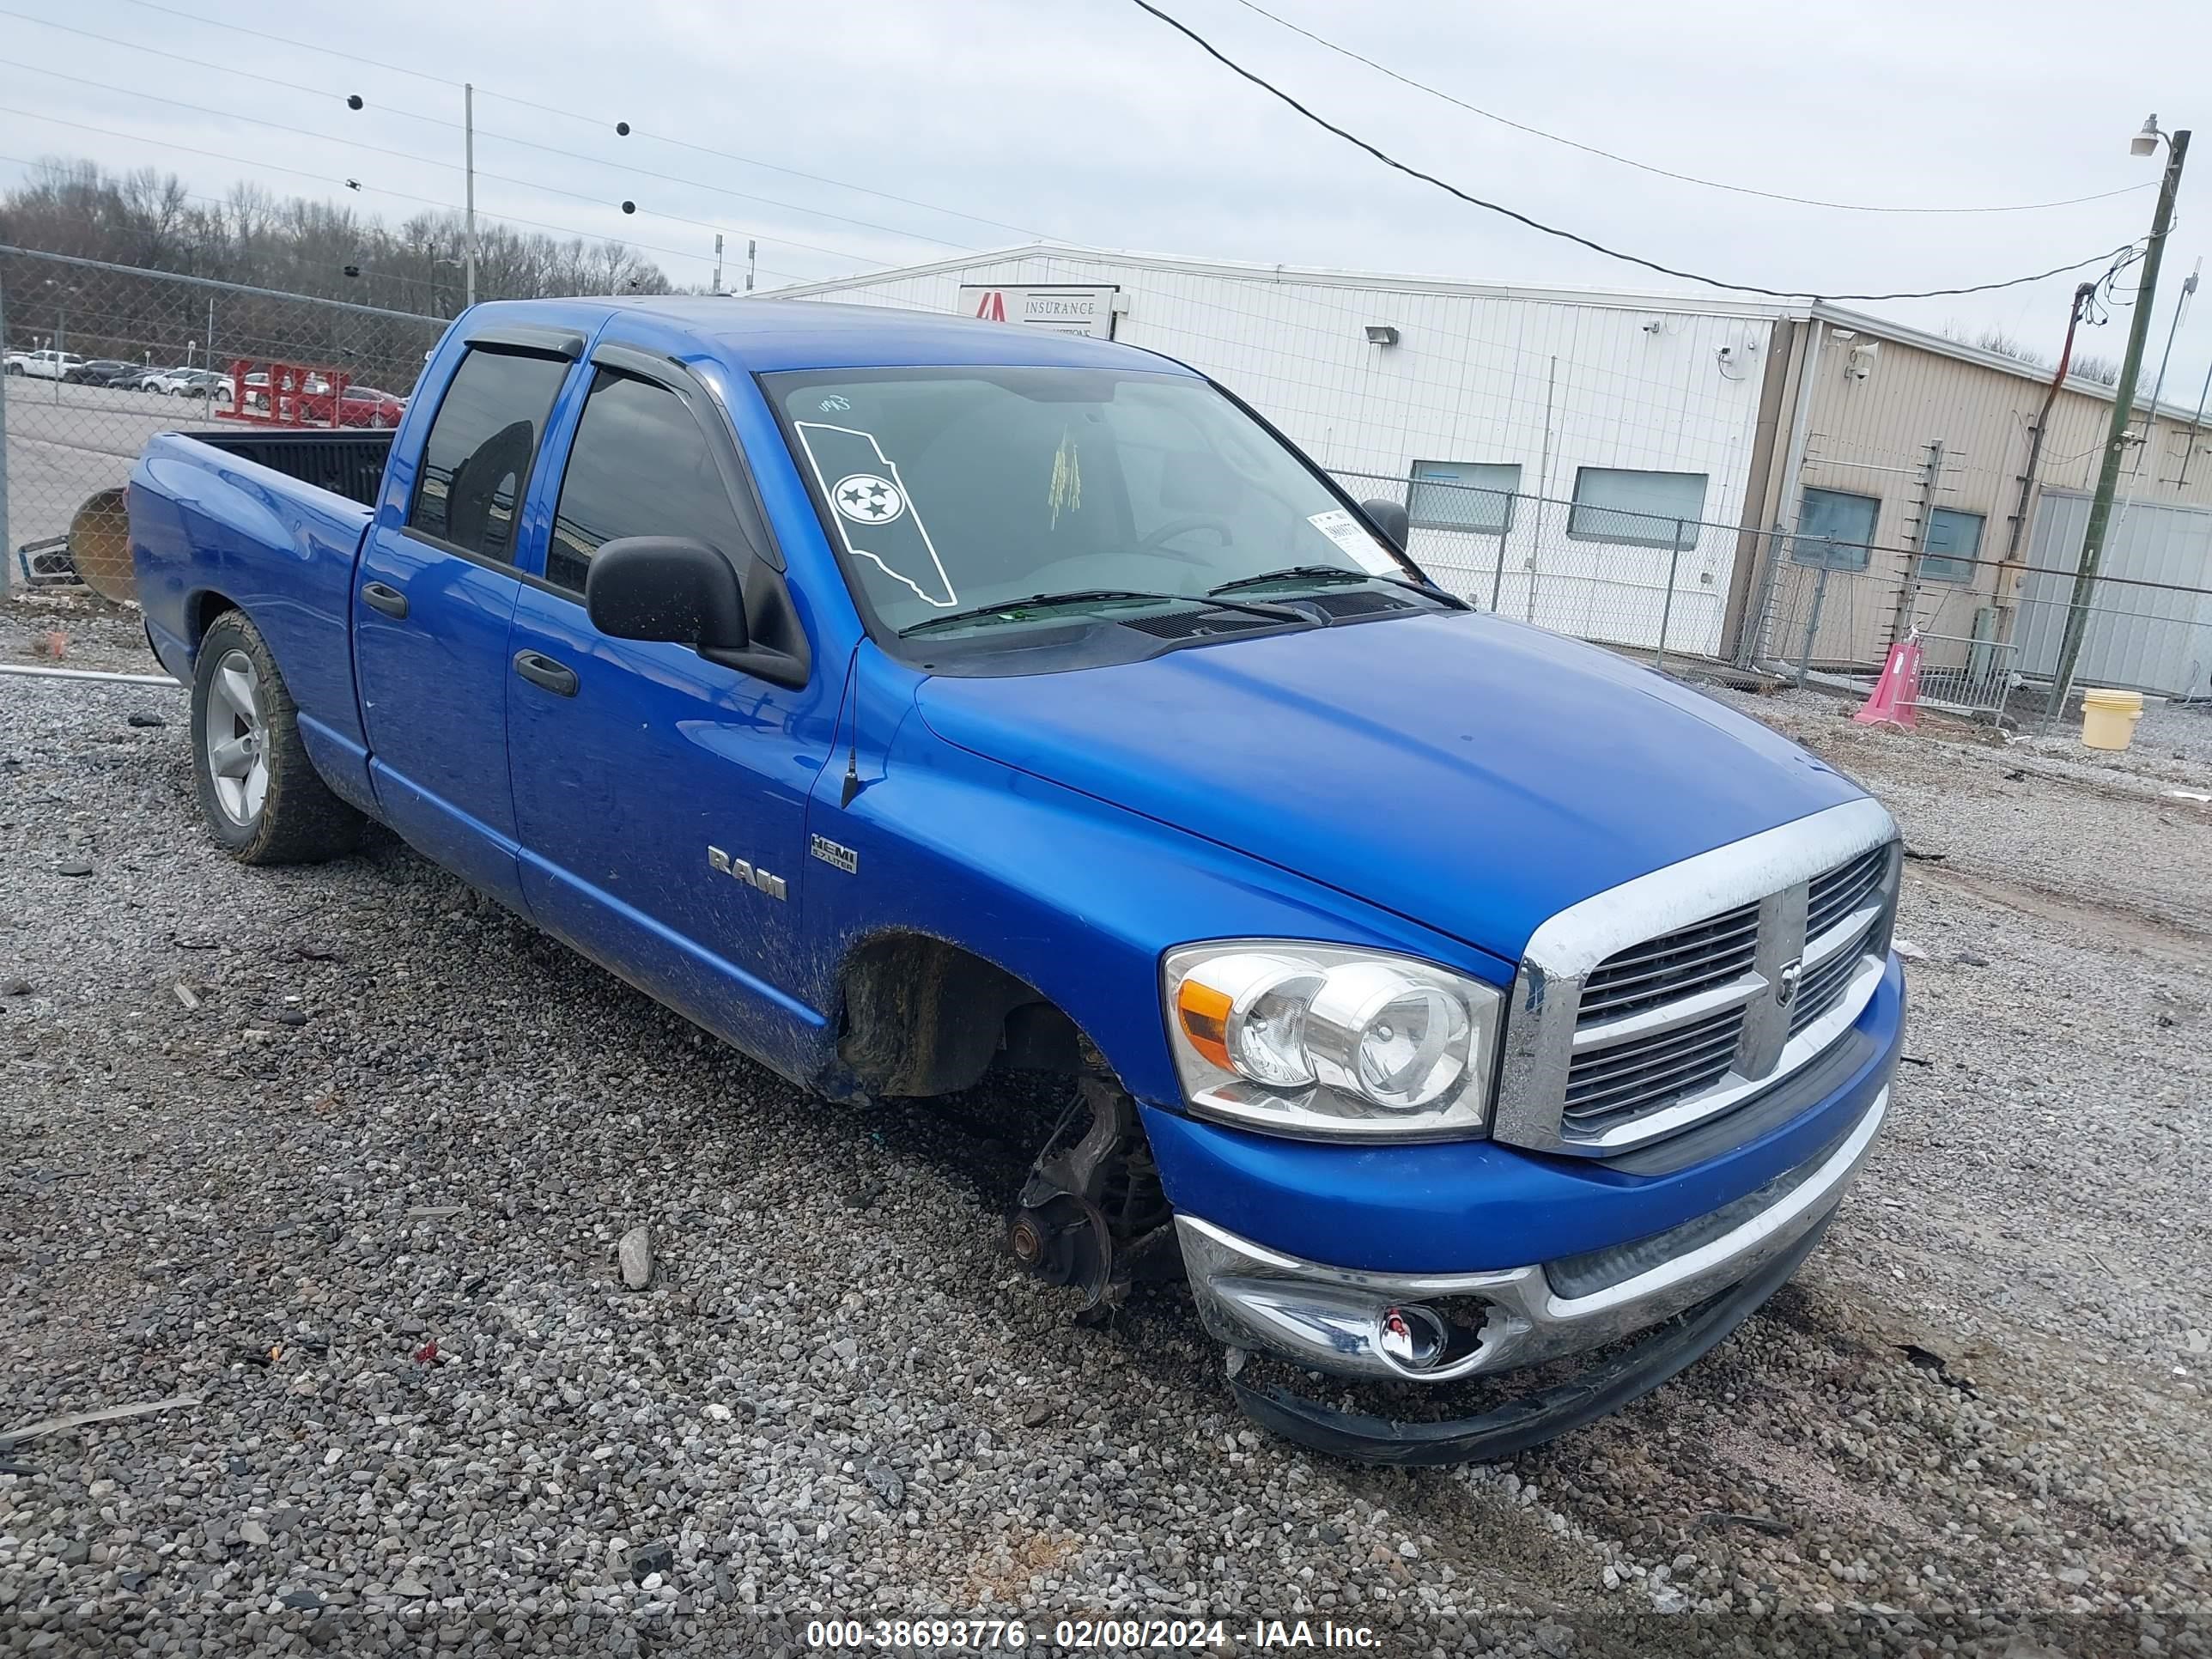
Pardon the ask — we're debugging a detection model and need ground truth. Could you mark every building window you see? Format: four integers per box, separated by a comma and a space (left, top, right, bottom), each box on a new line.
1565, 467, 1706, 549
1792, 487, 1880, 570
1408, 460, 1520, 534
1917, 507, 1983, 584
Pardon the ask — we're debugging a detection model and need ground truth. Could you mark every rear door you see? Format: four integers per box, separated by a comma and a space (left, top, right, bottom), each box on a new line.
354, 328, 579, 908
503, 348, 831, 1063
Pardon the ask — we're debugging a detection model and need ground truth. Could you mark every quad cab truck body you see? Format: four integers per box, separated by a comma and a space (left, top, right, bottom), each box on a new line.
130, 297, 1905, 1462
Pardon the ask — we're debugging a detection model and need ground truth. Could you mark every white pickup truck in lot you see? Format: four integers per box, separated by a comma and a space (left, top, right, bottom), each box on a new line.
4, 348, 88, 380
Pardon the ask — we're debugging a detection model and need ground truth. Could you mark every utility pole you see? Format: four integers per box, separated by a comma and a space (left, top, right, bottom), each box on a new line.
2048, 118, 2190, 715
713, 233, 725, 296
746, 239, 757, 295
464, 82, 478, 309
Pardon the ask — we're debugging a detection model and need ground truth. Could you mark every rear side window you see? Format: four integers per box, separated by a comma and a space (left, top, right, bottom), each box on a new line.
547, 368, 749, 595
407, 347, 569, 564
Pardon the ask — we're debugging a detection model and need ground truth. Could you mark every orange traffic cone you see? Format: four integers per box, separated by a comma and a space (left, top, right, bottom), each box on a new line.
1853, 636, 1922, 729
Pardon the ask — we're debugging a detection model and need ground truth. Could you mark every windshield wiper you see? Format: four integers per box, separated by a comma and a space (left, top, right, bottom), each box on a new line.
1211, 563, 1468, 611
898, 587, 1304, 638
1206, 564, 1376, 597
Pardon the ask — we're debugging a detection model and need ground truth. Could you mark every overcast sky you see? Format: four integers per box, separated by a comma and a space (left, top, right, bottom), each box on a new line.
6, 0, 2210, 400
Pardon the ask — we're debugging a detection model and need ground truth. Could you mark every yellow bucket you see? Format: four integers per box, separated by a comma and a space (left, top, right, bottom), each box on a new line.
2081, 688, 2144, 750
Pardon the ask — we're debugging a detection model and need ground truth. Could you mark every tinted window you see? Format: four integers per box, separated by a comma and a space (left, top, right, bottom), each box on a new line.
407, 348, 568, 563
548, 369, 749, 595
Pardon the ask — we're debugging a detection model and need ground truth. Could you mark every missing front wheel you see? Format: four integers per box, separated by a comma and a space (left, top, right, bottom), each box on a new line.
1008, 1078, 1174, 1311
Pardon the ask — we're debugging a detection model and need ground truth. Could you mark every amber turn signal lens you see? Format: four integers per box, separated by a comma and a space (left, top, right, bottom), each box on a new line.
1176, 978, 1234, 1071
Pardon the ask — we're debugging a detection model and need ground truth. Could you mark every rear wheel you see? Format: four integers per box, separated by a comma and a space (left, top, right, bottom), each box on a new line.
191, 611, 366, 864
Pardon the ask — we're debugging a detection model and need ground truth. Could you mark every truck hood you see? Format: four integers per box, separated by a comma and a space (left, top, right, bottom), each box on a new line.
913, 611, 1863, 963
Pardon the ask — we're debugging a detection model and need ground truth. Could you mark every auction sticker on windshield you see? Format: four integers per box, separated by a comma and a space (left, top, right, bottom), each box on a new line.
793, 422, 959, 608
1307, 508, 1402, 576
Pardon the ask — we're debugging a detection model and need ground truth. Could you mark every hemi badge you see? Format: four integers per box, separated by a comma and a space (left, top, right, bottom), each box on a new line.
810, 834, 859, 874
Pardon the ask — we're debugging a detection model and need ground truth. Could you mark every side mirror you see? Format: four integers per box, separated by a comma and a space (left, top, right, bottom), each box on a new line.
1361, 497, 1411, 552
585, 536, 749, 651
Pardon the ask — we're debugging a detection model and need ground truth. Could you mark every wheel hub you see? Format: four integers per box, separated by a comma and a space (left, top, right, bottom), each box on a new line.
204, 648, 270, 828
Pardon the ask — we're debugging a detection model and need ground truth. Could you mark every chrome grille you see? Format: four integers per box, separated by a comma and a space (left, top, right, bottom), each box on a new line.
1808, 845, 1887, 939
1565, 1006, 1745, 1128
1790, 914, 1877, 1035
1577, 902, 1759, 1021
1496, 799, 1901, 1158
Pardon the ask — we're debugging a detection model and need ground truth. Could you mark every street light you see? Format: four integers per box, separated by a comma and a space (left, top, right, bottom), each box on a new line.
2047, 113, 2192, 717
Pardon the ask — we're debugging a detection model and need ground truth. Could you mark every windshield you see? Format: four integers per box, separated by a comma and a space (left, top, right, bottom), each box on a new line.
764, 366, 1413, 640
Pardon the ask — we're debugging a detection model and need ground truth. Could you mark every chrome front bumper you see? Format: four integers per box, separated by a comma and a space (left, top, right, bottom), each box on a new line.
1179, 1085, 1887, 1384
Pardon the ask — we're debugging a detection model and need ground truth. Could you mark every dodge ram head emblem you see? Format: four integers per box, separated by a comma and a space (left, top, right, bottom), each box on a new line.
1774, 957, 1803, 1008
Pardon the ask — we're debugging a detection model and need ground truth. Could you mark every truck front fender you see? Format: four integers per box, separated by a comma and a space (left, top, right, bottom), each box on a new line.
801, 709, 1509, 1112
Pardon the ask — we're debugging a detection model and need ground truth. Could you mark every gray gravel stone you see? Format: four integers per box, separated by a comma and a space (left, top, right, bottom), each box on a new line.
1, 657, 2206, 1655
617, 1225, 653, 1291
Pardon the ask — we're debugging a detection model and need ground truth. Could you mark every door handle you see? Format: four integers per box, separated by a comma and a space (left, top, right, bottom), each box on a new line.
362, 581, 409, 619
513, 650, 579, 697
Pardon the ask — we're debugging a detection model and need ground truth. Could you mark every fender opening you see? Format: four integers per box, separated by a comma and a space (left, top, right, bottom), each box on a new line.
831, 935, 1176, 1314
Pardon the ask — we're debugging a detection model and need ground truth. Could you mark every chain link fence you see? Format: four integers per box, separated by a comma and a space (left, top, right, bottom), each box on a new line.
1336, 465, 2212, 725
1330, 466, 1765, 674
3, 244, 443, 599
9, 242, 2208, 726
1744, 529, 2212, 725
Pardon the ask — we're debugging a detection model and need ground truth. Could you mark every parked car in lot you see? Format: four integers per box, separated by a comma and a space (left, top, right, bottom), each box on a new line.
291, 382, 408, 428
128, 298, 1905, 1462
149, 367, 234, 401
67, 357, 145, 386
5, 348, 87, 380
339, 385, 406, 427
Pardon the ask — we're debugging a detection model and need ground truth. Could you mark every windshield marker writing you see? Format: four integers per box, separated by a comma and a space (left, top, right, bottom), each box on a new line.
793, 422, 959, 608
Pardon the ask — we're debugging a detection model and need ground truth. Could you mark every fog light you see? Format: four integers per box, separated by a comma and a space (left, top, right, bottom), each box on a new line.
1376, 1304, 1449, 1370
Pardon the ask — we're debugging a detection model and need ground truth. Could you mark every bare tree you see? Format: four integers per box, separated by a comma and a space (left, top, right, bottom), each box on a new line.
2069, 353, 2122, 387
0, 155, 675, 313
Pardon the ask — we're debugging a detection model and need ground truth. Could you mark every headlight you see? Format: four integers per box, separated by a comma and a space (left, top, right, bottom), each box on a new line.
1164, 942, 1501, 1139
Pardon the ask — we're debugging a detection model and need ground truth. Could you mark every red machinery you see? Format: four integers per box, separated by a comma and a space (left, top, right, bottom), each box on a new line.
215, 359, 352, 428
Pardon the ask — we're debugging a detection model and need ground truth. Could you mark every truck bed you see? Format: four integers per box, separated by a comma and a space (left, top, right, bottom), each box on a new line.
179, 427, 393, 510
131, 428, 391, 816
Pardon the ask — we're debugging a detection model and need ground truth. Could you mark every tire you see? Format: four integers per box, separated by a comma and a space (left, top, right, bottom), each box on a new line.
191, 611, 366, 865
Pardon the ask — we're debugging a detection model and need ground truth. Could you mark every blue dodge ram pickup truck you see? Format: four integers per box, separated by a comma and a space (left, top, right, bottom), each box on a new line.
129, 296, 1905, 1462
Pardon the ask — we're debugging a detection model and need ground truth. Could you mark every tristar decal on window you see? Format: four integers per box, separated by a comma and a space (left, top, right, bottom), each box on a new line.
793, 422, 958, 609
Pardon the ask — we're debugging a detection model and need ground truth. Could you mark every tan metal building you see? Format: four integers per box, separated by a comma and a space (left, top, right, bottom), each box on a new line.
1735, 307, 2212, 687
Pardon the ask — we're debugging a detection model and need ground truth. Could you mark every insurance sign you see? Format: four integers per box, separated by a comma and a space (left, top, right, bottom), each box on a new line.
957, 284, 1117, 339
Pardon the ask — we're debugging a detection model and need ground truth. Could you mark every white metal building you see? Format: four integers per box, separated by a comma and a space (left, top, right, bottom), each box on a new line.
777, 243, 2212, 682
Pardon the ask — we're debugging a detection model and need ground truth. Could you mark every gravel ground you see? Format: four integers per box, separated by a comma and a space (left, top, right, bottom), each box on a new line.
3, 672, 2208, 1657
0, 591, 157, 678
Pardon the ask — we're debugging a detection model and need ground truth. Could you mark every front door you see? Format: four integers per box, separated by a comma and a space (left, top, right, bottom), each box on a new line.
504, 360, 833, 1066
353, 340, 574, 908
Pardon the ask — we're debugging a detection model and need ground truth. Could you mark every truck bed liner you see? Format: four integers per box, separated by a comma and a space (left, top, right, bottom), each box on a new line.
179, 428, 393, 510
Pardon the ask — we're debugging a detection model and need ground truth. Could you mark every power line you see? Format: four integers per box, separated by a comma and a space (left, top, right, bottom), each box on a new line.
0, 58, 914, 270
1127, 0, 2143, 303
98, 0, 1046, 240
0, 105, 815, 285
1225, 0, 2154, 217
0, 13, 990, 254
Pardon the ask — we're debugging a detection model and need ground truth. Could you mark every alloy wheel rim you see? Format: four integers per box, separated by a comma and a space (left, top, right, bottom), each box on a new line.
205, 649, 270, 827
